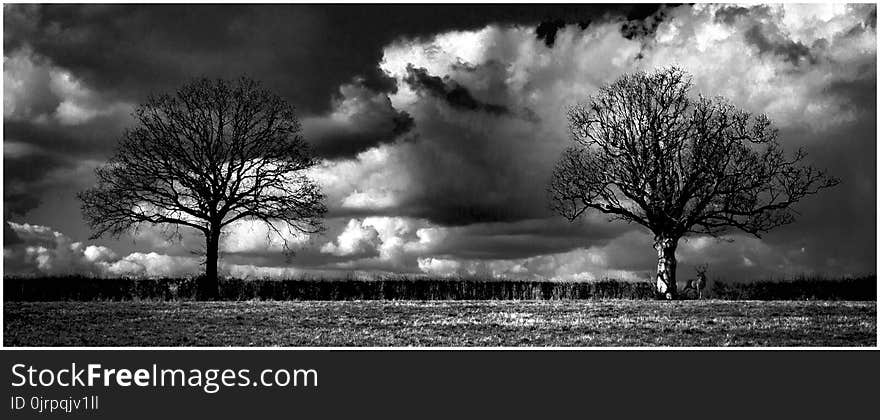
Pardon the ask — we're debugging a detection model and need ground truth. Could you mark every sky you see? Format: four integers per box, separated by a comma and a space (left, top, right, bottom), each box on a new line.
2, 3, 876, 282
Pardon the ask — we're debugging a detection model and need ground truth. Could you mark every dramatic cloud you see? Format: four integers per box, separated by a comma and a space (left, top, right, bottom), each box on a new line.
320, 219, 381, 257
102, 252, 201, 278
4, 47, 132, 215
4, 47, 132, 127
4, 222, 119, 276
3, 222, 302, 278
642, 4, 876, 131
3, 4, 642, 113
3, 4, 875, 282
318, 216, 429, 272
4, 146, 102, 216
302, 80, 414, 159
310, 4, 874, 278
309, 145, 414, 216
403, 65, 511, 115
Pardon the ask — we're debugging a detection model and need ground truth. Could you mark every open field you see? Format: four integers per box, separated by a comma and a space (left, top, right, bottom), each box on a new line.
4, 300, 875, 347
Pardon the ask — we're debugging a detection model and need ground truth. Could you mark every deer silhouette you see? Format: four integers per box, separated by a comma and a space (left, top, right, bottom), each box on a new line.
682, 264, 708, 299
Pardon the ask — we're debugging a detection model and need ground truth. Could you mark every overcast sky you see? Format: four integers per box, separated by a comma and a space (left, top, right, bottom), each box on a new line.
3, 4, 876, 281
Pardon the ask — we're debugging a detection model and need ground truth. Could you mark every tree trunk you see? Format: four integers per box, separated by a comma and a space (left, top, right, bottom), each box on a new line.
654, 236, 678, 300
200, 228, 221, 300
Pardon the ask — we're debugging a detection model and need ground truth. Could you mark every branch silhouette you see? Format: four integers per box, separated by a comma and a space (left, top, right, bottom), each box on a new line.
549, 67, 838, 299
79, 77, 327, 298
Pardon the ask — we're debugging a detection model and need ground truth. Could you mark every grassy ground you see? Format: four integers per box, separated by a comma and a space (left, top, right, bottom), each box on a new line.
4, 300, 875, 347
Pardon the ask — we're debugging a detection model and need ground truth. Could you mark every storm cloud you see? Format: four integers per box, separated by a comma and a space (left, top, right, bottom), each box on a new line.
3, 4, 875, 281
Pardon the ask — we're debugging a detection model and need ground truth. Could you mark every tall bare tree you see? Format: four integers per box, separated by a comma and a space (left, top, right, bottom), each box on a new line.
79, 77, 327, 298
549, 68, 837, 299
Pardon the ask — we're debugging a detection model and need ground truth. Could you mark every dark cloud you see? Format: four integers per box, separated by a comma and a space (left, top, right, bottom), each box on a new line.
402, 202, 543, 226
2, 3, 642, 220
535, 20, 574, 47
619, 5, 669, 40
315, 108, 416, 156
221, 246, 378, 270
534, 3, 663, 46
3, 193, 42, 217
713, 5, 857, 67
4, 5, 325, 109
389, 127, 559, 227
744, 24, 815, 65
4, 147, 69, 215
403, 66, 510, 115
3, 117, 127, 159
3, 4, 875, 281
4, 4, 640, 114
421, 218, 634, 261
763, 116, 877, 276
714, 5, 757, 26
358, 67, 400, 96
3, 117, 123, 216
303, 82, 415, 159
824, 77, 877, 120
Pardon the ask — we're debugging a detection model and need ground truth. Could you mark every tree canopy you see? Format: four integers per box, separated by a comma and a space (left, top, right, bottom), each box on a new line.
80, 77, 326, 296
549, 67, 837, 298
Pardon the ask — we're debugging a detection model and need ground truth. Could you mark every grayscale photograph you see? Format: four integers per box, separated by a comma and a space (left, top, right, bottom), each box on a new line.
3, 3, 876, 347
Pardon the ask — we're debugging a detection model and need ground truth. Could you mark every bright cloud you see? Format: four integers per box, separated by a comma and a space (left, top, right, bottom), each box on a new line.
4, 4, 874, 282
320, 219, 381, 256
309, 144, 413, 213
643, 4, 875, 130
4, 47, 132, 125
4, 222, 200, 278
104, 252, 201, 278
222, 219, 312, 254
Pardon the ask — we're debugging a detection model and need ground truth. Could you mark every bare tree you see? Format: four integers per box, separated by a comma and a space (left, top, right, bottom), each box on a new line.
549, 68, 837, 299
79, 77, 327, 298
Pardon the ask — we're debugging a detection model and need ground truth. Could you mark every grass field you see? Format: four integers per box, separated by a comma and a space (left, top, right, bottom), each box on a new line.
4, 300, 875, 347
